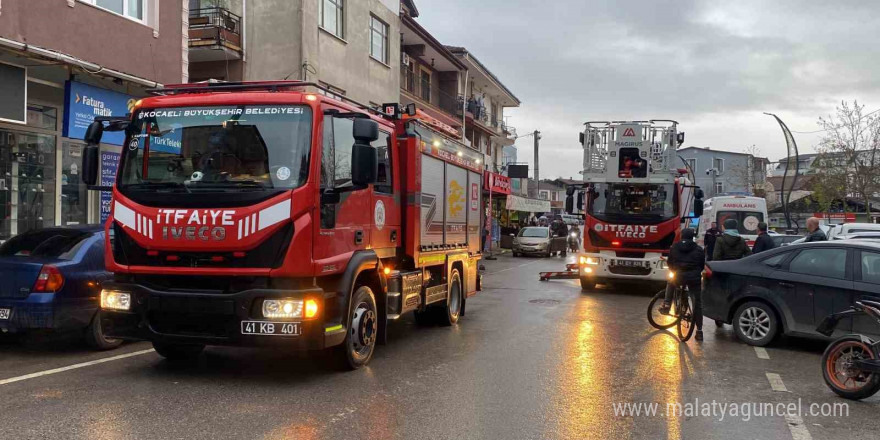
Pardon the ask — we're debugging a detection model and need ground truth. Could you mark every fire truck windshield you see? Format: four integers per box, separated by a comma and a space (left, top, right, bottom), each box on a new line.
118, 105, 312, 192
588, 183, 675, 222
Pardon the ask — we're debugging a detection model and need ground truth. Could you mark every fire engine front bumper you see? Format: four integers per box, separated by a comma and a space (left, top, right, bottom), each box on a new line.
578, 252, 669, 283
97, 282, 345, 349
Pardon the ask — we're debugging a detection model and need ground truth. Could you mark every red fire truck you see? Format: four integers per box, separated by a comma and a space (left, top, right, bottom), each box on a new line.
568, 120, 703, 290
79, 81, 484, 369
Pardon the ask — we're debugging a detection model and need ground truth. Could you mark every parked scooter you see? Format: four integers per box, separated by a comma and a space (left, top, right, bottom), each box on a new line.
816, 300, 880, 400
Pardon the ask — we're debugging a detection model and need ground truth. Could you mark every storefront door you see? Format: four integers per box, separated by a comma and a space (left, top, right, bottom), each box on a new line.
0, 128, 57, 242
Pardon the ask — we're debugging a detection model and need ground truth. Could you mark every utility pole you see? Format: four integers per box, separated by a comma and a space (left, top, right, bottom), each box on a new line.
533, 130, 541, 186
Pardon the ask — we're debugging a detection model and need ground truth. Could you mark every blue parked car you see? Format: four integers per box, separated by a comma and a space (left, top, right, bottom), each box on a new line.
0, 225, 121, 350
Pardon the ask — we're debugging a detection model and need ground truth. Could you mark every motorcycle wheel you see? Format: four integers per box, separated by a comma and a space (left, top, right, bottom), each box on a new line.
822, 336, 880, 400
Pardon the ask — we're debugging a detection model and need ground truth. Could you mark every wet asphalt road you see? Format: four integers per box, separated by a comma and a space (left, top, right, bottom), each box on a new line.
1, 253, 879, 439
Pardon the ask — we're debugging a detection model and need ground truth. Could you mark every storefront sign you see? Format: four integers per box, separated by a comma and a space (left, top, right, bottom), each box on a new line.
505, 194, 551, 213
100, 151, 120, 223
814, 212, 856, 222
485, 172, 511, 194
63, 81, 137, 146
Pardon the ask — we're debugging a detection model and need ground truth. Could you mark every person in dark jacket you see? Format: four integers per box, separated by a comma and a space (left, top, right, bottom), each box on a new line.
803, 217, 828, 242
713, 219, 752, 261
703, 222, 721, 261
751, 222, 776, 254
660, 228, 706, 340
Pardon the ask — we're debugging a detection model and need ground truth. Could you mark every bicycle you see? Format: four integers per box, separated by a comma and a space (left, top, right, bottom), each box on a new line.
647, 274, 696, 342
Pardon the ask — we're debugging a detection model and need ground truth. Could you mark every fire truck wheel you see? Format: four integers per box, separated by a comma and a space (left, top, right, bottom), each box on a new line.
439, 269, 463, 326
336, 285, 378, 370
152, 342, 205, 361
84, 311, 123, 351
580, 276, 596, 292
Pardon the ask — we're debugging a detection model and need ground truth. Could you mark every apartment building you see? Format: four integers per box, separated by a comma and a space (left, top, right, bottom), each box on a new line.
0, 0, 185, 242
678, 147, 769, 197
187, 0, 400, 106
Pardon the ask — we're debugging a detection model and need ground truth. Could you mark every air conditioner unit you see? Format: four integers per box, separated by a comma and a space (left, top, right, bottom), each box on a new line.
402, 53, 410, 66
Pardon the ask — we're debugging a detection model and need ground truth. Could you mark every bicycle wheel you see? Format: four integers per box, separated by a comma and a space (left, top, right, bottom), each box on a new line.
647, 289, 678, 329
677, 289, 696, 342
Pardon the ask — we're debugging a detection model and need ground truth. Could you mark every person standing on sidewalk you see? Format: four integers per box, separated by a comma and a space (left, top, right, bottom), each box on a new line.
803, 217, 828, 242
751, 222, 776, 254
713, 219, 752, 261
703, 222, 721, 261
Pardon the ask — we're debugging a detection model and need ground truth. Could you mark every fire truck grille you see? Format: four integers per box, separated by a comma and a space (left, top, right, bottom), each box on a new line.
608, 265, 653, 276
149, 312, 232, 338
113, 223, 293, 269
589, 229, 675, 250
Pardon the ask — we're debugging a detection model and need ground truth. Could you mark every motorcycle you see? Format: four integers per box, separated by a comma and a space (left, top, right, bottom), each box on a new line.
567, 230, 580, 253
816, 300, 880, 400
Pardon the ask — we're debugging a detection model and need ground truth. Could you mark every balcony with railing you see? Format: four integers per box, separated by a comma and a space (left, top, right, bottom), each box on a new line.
401, 64, 463, 120
188, 7, 243, 62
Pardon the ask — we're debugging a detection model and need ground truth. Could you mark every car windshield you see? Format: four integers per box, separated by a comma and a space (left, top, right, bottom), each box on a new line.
118, 105, 312, 192
0, 229, 90, 259
519, 227, 549, 238
717, 211, 764, 234
587, 183, 675, 222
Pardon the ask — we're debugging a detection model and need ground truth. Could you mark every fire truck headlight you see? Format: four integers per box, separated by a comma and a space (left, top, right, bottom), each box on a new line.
263, 299, 303, 319
100, 290, 131, 311
580, 256, 600, 265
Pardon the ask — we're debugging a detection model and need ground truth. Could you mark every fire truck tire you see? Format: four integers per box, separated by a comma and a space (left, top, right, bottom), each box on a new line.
152, 342, 205, 361
580, 276, 596, 292
84, 311, 123, 351
335, 285, 378, 370
439, 269, 463, 326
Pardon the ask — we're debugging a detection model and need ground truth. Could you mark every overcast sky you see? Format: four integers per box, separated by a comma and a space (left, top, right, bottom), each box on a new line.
415, 0, 880, 179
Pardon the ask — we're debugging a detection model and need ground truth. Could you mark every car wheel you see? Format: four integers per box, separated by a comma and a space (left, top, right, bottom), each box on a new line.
335, 285, 378, 370
153, 342, 205, 361
84, 311, 123, 351
733, 302, 778, 346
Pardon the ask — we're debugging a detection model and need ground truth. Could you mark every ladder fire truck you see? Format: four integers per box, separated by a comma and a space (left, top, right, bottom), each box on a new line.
567, 120, 703, 290
79, 81, 484, 369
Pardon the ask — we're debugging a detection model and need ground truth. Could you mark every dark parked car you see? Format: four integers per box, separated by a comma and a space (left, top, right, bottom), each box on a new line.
703, 241, 880, 346
771, 235, 803, 248
0, 226, 120, 349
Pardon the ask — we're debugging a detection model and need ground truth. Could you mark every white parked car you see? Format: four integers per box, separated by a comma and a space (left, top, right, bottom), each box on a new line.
828, 223, 880, 240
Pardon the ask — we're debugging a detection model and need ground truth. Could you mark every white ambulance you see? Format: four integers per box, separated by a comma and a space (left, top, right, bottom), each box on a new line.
697, 196, 768, 247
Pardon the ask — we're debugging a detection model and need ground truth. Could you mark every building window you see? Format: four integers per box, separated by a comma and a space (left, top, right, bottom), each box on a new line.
684, 158, 696, 173
714, 181, 723, 195
80, 0, 145, 22
419, 67, 431, 101
320, 0, 344, 39
713, 157, 725, 174
370, 15, 389, 64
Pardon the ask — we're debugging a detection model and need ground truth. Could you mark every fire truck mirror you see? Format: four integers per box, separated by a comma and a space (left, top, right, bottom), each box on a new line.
351, 143, 378, 186
84, 120, 104, 145
353, 118, 379, 143
577, 192, 585, 211
579, 132, 585, 145
81, 145, 100, 186
694, 187, 705, 199
677, 132, 686, 146
693, 198, 704, 217
565, 194, 574, 214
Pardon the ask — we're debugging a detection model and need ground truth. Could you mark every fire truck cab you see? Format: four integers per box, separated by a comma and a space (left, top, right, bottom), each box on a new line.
79, 81, 484, 370
568, 120, 703, 290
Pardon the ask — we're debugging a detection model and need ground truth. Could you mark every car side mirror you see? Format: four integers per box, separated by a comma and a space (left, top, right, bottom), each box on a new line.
81, 145, 100, 186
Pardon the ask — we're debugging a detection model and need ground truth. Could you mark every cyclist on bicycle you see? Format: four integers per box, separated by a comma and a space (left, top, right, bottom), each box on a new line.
659, 228, 706, 340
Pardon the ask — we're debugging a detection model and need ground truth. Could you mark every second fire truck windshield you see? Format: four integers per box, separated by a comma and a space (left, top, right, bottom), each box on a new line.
588, 182, 676, 222
118, 105, 312, 193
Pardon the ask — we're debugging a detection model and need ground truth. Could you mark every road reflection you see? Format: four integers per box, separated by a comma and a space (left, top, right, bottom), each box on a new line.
552, 295, 621, 439
552, 292, 699, 440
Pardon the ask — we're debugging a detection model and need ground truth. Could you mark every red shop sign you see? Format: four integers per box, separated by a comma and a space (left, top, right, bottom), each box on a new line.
485, 172, 511, 195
